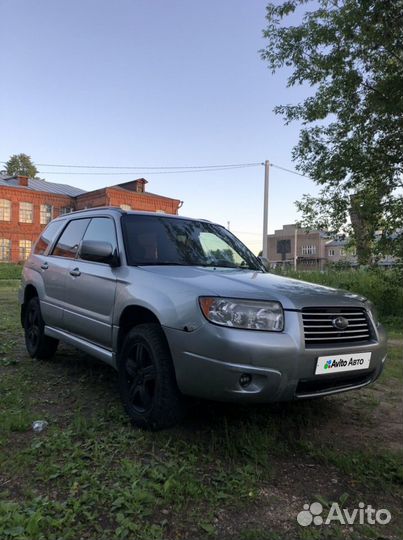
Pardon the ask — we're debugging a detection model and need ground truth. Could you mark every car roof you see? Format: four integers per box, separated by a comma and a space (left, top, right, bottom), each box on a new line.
52, 207, 212, 224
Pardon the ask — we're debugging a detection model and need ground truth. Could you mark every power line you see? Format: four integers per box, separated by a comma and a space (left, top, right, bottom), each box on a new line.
270, 162, 312, 180
1, 158, 314, 180
0, 160, 263, 170
35, 163, 262, 176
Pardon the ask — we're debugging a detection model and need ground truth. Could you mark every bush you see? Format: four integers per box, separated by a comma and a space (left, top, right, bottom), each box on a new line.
274, 268, 403, 321
0, 264, 23, 280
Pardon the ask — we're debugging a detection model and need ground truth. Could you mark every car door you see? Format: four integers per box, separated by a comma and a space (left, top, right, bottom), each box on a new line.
62, 217, 118, 349
32, 219, 69, 328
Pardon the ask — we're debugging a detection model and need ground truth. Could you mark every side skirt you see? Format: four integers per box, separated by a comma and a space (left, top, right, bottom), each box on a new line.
44, 326, 117, 368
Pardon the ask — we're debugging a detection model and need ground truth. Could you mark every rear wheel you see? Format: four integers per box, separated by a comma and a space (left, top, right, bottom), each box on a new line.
24, 297, 58, 359
118, 324, 184, 430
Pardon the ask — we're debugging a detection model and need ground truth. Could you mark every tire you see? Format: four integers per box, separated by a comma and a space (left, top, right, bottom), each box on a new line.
24, 297, 59, 360
118, 323, 185, 430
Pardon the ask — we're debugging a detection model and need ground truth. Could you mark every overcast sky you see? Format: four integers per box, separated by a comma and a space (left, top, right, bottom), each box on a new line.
0, 0, 319, 253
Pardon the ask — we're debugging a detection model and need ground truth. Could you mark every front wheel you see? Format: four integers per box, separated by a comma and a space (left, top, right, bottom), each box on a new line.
118, 324, 185, 430
24, 297, 58, 359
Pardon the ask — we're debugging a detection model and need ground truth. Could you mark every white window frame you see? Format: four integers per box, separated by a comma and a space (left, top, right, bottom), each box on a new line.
19, 239, 32, 261
19, 202, 34, 223
40, 204, 53, 225
301, 245, 316, 255
120, 204, 131, 211
0, 238, 11, 261
328, 248, 335, 256
0, 199, 11, 221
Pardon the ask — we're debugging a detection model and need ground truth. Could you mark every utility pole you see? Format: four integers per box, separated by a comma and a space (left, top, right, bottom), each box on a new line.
262, 160, 270, 258
294, 224, 298, 271
227, 221, 230, 231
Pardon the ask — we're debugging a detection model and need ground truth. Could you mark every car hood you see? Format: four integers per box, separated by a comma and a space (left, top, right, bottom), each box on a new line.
140, 266, 366, 310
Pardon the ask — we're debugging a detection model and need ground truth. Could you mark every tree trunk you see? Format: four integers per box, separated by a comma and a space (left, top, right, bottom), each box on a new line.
349, 194, 373, 265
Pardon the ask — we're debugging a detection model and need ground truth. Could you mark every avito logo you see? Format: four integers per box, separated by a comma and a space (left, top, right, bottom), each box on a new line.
323, 357, 365, 370
324, 359, 348, 370
297, 501, 392, 527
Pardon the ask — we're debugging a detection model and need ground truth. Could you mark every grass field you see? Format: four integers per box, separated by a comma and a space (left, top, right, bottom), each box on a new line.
0, 283, 402, 540
0, 264, 22, 280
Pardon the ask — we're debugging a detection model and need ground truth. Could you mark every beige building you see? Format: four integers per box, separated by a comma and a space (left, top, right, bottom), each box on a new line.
266, 224, 397, 269
325, 239, 357, 266
266, 224, 329, 270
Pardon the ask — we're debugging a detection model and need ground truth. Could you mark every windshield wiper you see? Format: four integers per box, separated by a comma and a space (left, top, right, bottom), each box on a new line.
237, 262, 259, 270
137, 261, 189, 266
136, 261, 259, 270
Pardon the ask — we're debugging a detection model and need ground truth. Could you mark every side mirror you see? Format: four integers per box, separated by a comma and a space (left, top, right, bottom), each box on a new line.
258, 256, 270, 272
79, 240, 119, 266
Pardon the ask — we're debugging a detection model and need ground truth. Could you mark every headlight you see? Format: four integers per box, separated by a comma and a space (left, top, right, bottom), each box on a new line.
199, 297, 284, 332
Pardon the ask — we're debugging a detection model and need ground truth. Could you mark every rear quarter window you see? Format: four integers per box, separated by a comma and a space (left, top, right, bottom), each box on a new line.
34, 220, 66, 256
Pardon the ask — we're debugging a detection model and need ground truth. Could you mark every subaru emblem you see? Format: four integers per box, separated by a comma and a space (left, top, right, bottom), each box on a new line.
332, 316, 349, 330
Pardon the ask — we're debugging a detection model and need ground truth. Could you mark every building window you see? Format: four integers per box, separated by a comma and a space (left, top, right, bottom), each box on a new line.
301, 245, 316, 255
60, 207, 73, 215
0, 199, 11, 221
340, 248, 346, 256
0, 239, 11, 261
19, 202, 33, 223
277, 239, 291, 255
120, 204, 131, 211
328, 249, 335, 256
40, 204, 53, 225
155, 209, 166, 213
301, 258, 316, 266
19, 240, 32, 261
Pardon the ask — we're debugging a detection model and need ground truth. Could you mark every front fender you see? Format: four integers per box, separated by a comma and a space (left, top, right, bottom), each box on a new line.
113, 267, 207, 331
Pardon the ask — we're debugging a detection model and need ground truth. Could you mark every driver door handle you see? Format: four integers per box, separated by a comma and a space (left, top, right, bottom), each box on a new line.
69, 268, 81, 277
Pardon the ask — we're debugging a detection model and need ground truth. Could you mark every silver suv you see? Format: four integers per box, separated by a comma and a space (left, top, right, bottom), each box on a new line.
20, 208, 387, 429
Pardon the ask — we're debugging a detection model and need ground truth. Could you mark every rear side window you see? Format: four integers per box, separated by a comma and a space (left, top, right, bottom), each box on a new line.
34, 220, 66, 255
52, 219, 90, 259
81, 218, 117, 253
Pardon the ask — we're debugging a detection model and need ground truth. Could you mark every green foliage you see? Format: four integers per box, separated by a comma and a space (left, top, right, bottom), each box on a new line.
261, 0, 403, 262
5, 154, 38, 178
274, 267, 403, 320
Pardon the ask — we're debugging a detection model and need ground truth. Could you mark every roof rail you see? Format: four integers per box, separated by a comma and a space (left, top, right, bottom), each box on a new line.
66, 206, 125, 215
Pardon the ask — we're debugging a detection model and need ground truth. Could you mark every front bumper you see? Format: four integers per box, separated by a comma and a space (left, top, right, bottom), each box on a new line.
163, 310, 387, 403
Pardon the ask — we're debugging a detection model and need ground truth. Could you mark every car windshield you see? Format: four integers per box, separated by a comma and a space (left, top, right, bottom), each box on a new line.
122, 214, 262, 270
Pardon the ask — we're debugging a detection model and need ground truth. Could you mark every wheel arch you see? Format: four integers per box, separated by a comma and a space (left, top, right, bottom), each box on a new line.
21, 284, 39, 327
116, 305, 165, 357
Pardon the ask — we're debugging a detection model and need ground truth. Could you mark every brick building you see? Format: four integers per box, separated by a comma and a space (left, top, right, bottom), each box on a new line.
0, 174, 182, 263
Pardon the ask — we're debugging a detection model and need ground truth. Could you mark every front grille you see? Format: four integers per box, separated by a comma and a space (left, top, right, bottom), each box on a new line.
302, 307, 372, 345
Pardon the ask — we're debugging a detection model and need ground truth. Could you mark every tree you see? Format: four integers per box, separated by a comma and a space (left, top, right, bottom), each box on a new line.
261, 0, 403, 264
6, 154, 38, 178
